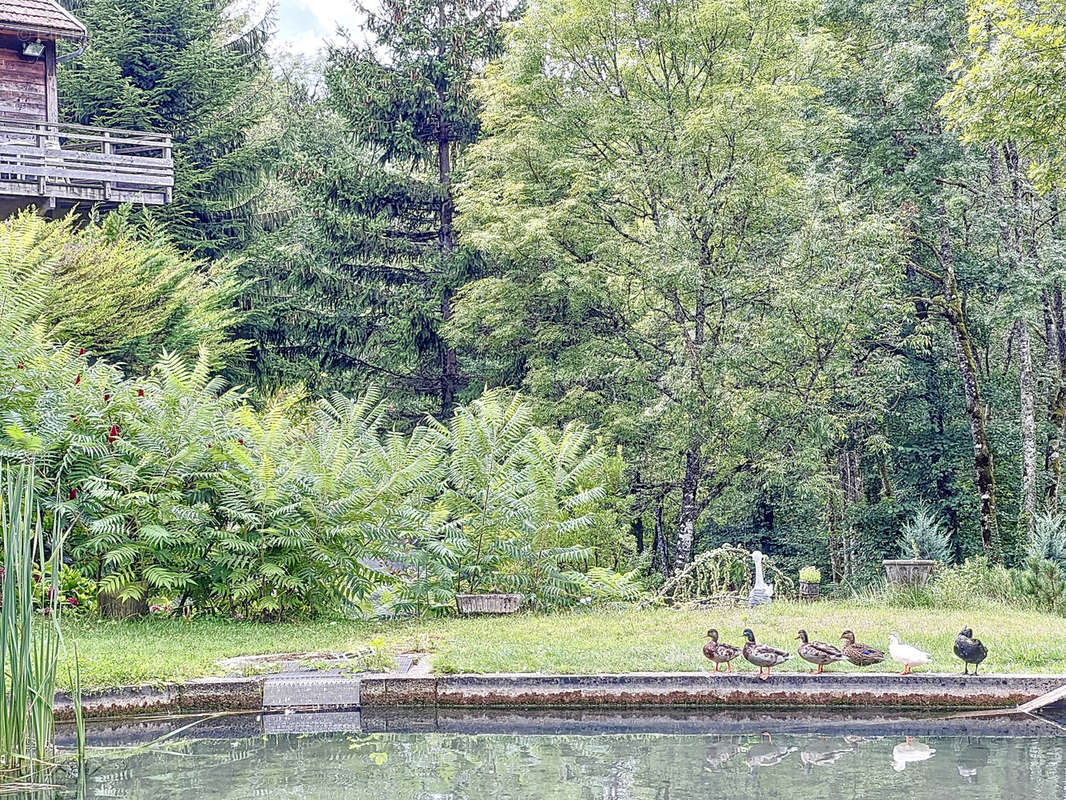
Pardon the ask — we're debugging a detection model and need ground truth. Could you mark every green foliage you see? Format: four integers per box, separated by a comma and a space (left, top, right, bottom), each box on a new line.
59, 0, 279, 257
898, 504, 953, 562
33, 562, 97, 617
799, 566, 822, 584
0, 250, 627, 617
0, 466, 67, 777
455, 0, 907, 577
941, 0, 1066, 189
933, 556, 1019, 605
39, 0, 1066, 607
647, 546, 794, 606
1028, 512, 1066, 569
240, 0, 506, 410
0, 211, 242, 372
1012, 558, 1066, 615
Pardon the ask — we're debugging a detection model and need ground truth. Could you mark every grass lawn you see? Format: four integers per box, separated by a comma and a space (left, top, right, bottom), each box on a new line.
59, 600, 1066, 689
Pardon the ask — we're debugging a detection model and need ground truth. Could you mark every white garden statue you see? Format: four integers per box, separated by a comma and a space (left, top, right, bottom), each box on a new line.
747, 550, 774, 607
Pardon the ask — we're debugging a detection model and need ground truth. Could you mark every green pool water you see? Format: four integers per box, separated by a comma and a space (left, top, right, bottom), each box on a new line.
33, 712, 1066, 798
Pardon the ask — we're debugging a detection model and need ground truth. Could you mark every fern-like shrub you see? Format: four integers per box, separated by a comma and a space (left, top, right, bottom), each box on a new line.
0, 301, 631, 617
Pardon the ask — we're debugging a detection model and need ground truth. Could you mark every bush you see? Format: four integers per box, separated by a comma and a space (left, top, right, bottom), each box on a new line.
799, 565, 821, 583
853, 556, 1018, 609
0, 311, 630, 618
1028, 512, 1066, 569
32, 562, 97, 617
898, 503, 952, 562
1013, 558, 1066, 615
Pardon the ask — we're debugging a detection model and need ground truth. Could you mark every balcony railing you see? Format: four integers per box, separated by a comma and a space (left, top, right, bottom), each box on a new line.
0, 117, 173, 207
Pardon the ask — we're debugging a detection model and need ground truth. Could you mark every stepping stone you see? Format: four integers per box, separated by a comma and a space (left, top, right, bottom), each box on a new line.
262, 675, 361, 709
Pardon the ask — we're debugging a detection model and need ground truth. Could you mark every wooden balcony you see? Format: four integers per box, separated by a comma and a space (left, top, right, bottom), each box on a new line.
0, 117, 173, 211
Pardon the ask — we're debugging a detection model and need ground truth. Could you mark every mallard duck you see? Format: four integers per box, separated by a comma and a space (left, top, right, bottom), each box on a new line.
888, 633, 932, 675
839, 630, 885, 667
891, 736, 936, 771
742, 628, 791, 680
796, 630, 845, 674
703, 628, 741, 672
954, 627, 988, 675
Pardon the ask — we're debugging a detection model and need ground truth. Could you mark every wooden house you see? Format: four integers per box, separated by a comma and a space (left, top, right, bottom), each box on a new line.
0, 0, 172, 215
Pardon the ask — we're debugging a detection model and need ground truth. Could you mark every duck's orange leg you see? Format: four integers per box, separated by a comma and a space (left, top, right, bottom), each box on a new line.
815, 664, 824, 675
726, 661, 732, 673
713, 662, 720, 672
901, 664, 911, 675
760, 667, 771, 681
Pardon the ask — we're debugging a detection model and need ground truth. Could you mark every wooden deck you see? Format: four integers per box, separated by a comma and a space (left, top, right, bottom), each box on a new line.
0, 117, 173, 209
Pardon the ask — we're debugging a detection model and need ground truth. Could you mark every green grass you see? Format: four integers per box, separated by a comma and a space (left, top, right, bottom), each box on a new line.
57, 600, 1066, 690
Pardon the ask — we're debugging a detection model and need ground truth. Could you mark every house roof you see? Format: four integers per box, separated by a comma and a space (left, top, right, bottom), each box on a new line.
0, 0, 88, 40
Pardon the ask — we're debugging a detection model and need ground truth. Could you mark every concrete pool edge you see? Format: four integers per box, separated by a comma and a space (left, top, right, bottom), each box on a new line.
53, 671, 1066, 721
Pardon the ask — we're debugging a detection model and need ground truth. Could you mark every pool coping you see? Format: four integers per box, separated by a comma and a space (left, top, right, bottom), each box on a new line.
53, 671, 1066, 721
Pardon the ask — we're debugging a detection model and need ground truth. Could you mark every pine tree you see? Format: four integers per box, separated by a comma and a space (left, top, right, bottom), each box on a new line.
245, 0, 505, 414
58, 0, 278, 258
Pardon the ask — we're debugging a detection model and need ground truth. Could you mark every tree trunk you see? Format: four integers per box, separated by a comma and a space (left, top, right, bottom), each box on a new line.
651, 497, 669, 577
436, 0, 458, 414
837, 447, 864, 579
937, 201, 1000, 558
1018, 319, 1039, 537
996, 143, 1040, 537
674, 448, 700, 572
824, 452, 844, 583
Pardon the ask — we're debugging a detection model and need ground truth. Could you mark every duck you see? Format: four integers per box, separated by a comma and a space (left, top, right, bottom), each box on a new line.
954, 627, 988, 675
742, 628, 791, 680
839, 630, 885, 667
891, 736, 936, 771
888, 633, 932, 675
796, 630, 845, 674
703, 629, 741, 673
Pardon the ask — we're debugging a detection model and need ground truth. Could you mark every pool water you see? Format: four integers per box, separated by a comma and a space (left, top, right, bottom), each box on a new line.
41, 711, 1066, 798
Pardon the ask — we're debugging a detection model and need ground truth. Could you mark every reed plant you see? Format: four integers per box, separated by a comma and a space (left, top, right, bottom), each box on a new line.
0, 464, 78, 785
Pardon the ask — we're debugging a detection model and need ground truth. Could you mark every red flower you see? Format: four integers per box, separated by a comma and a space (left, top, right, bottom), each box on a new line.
137, 388, 145, 397
78, 347, 85, 355
16, 362, 23, 369
74, 373, 81, 385
108, 424, 119, 443
237, 438, 244, 445
104, 393, 111, 403
66, 596, 78, 606
68, 488, 77, 500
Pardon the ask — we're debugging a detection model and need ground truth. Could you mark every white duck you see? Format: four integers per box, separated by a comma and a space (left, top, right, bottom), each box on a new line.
888, 634, 932, 675
891, 737, 936, 771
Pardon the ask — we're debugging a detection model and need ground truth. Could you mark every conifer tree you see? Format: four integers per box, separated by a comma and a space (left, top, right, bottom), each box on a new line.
58, 0, 278, 257
254, 0, 505, 414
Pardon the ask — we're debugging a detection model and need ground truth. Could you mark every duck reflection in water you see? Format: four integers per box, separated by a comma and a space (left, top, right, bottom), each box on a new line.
705, 737, 744, 770
956, 742, 990, 782
746, 733, 797, 771
892, 736, 936, 771
799, 738, 854, 772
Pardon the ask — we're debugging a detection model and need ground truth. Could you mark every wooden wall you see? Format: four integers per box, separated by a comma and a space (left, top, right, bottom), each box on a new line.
0, 34, 50, 123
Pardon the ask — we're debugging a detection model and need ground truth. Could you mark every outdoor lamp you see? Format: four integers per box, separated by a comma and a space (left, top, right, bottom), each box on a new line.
21, 39, 46, 59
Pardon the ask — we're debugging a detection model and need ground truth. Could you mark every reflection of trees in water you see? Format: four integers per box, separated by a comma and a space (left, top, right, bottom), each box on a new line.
59, 730, 1066, 800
